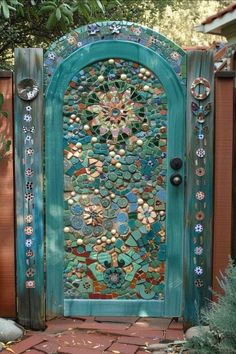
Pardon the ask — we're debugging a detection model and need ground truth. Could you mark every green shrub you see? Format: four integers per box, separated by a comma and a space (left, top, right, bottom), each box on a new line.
187, 259, 236, 353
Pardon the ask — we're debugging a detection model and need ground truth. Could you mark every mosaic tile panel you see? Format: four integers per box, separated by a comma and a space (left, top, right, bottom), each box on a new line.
63, 58, 168, 300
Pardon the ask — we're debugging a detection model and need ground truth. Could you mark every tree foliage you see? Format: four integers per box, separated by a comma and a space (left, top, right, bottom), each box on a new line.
0, 0, 109, 68
0, 0, 234, 68
151, 0, 233, 47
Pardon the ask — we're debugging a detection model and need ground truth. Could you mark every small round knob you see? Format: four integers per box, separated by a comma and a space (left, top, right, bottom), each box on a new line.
170, 158, 183, 170
170, 173, 182, 186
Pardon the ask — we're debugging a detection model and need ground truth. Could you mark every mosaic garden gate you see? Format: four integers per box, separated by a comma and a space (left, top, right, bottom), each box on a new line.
45, 23, 185, 319
14, 22, 214, 330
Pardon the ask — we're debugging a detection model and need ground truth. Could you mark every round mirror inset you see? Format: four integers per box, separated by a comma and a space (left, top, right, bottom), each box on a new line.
17, 78, 39, 101
190, 77, 210, 101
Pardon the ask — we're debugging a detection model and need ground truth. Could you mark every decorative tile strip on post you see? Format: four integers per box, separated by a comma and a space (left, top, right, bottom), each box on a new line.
184, 50, 214, 327
14, 48, 45, 330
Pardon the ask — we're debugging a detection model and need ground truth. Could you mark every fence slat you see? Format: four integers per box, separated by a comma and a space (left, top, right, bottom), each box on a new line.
0, 72, 16, 317
14, 48, 45, 330
184, 51, 214, 327
213, 71, 235, 297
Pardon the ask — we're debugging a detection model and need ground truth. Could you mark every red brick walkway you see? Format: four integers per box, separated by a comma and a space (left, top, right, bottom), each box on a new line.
2, 317, 184, 354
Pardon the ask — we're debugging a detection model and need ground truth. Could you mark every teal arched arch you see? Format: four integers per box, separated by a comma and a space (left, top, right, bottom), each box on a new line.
44, 21, 186, 90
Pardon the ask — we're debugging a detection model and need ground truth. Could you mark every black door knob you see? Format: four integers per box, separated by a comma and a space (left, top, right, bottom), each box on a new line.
170, 173, 182, 186
170, 158, 183, 170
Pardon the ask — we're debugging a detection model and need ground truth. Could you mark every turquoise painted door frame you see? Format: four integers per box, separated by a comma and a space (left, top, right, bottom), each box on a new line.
45, 40, 185, 317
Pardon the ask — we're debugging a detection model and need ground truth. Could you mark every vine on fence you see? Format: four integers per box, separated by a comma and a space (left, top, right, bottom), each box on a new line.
0, 92, 11, 160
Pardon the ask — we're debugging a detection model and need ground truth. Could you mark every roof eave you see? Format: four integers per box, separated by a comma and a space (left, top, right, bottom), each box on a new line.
195, 24, 222, 35
195, 9, 236, 36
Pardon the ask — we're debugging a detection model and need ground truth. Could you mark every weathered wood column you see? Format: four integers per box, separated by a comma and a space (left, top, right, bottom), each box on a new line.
14, 49, 45, 329
184, 51, 214, 327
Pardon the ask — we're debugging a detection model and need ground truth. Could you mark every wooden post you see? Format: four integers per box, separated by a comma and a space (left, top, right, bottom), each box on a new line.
213, 71, 235, 297
0, 71, 16, 317
184, 51, 214, 327
14, 49, 45, 329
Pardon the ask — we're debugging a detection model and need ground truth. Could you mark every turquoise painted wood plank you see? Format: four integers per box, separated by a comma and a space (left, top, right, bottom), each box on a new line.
64, 300, 165, 317
184, 51, 214, 327
45, 40, 185, 317
14, 48, 45, 330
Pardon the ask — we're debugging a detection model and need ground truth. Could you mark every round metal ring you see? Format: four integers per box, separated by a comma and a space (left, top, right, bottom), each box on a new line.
17, 78, 39, 101
191, 77, 210, 100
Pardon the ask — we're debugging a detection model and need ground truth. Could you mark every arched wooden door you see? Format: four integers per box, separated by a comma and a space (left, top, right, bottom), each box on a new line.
45, 22, 186, 317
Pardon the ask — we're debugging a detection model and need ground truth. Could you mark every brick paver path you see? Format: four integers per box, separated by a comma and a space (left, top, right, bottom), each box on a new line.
2, 317, 184, 354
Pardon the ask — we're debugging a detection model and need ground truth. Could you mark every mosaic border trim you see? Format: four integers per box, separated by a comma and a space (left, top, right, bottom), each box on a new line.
44, 21, 186, 89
